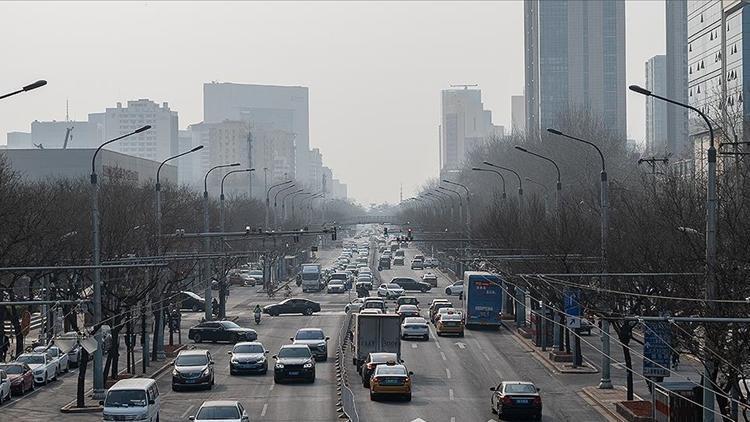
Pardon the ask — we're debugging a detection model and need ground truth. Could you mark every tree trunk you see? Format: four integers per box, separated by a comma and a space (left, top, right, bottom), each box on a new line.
109, 317, 122, 379
77, 348, 89, 408
623, 344, 634, 400
9, 307, 24, 357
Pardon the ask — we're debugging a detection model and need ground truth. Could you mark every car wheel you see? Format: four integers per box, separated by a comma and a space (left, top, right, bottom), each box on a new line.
303, 307, 314, 316
193, 333, 202, 343
192, 304, 200, 312
233, 334, 240, 343
43, 374, 48, 385
405, 393, 412, 402
171, 384, 179, 392
53, 369, 58, 381
65, 361, 70, 372
230, 369, 236, 376
369, 391, 376, 401
273, 376, 281, 384
445, 288, 451, 295
271, 311, 279, 317
535, 413, 542, 421
491, 405, 497, 414
362, 377, 369, 388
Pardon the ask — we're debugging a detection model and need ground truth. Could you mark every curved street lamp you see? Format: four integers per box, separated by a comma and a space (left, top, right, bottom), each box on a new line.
472, 167, 506, 199
483, 161, 523, 197
0, 79, 47, 100
514, 145, 562, 212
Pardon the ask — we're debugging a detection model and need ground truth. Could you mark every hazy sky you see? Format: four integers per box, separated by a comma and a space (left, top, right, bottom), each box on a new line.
0, 1, 665, 204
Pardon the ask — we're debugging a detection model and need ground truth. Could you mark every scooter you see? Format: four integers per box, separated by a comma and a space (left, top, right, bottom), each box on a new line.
254, 312, 262, 325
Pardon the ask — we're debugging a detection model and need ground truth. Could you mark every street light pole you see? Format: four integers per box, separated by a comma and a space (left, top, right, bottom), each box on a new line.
219, 168, 254, 318
90, 124, 151, 399
547, 127, 611, 388
472, 167, 507, 200
274, 184, 297, 226
291, 192, 312, 221
0, 80, 47, 100
629, 84, 717, 418
442, 179, 471, 240
483, 161, 523, 198
525, 177, 550, 214
203, 162, 241, 321
266, 180, 293, 229
430, 190, 453, 219
154, 144, 203, 360
514, 146, 562, 214
281, 189, 304, 223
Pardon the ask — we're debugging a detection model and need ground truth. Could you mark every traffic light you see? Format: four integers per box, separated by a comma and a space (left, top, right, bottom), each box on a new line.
331, 226, 337, 241
407, 228, 413, 241
384, 227, 388, 236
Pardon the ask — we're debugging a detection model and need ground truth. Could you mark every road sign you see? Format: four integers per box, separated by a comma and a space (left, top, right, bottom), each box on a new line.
643, 321, 671, 377
564, 289, 581, 329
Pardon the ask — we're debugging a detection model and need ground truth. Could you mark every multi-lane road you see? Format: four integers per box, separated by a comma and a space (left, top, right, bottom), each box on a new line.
2, 235, 615, 421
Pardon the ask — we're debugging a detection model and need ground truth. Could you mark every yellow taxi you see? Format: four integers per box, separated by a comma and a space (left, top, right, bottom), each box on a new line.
436, 313, 464, 337
369, 361, 413, 401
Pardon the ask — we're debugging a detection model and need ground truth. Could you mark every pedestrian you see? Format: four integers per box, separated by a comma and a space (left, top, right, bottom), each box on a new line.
671, 350, 680, 370
0, 336, 8, 362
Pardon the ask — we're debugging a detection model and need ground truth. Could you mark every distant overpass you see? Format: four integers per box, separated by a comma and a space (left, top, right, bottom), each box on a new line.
338, 215, 403, 225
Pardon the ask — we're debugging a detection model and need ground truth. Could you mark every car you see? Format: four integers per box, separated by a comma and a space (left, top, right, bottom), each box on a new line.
397, 304, 420, 319
291, 328, 330, 361
391, 277, 431, 292
229, 270, 256, 286
273, 344, 316, 383
15, 353, 56, 384
413, 254, 425, 261
360, 352, 400, 388
229, 342, 269, 375
393, 256, 405, 266
430, 302, 455, 323
345, 264, 359, 275
396, 296, 419, 308
424, 257, 439, 268
357, 273, 373, 283
434, 307, 463, 323
247, 269, 264, 284
410, 259, 424, 270
177, 291, 206, 312
355, 280, 373, 291
0, 363, 34, 395
378, 257, 391, 270
490, 381, 542, 420
0, 369, 11, 404
345, 298, 365, 313
422, 273, 438, 287
103, 378, 160, 422
369, 361, 413, 401
327, 279, 346, 293
377, 283, 405, 299
172, 349, 214, 391
359, 267, 372, 275
33, 345, 69, 375
445, 280, 464, 296
329, 272, 352, 290
401, 317, 429, 340
428, 298, 451, 314
190, 400, 249, 422
394, 249, 405, 257
188, 320, 257, 343
263, 298, 322, 316
360, 308, 383, 315
436, 313, 464, 336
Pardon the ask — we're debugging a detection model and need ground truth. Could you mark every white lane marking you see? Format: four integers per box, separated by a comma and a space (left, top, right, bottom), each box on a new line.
449, 388, 454, 400
411, 343, 418, 349
261, 403, 268, 417
446, 368, 451, 379
473, 339, 483, 349
455, 342, 466, 349
495, 368, 503, 378
451, 418, 456, 422
483, 351, 491, 361
435, 341, 442, 349
440, 351, 447, 361
180, 404, 195, 419
269, 383, 275, 391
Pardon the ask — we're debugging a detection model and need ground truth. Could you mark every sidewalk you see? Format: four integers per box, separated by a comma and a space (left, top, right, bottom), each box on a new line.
580, 386, 646, 422
500, 319, 599, 374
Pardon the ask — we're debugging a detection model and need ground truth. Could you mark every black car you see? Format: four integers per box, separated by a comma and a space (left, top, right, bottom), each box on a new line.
188, 320, 257, 343
378, 257, 391, 270
177, 291, 206, 312
263, 298, 321, 316
391, 277, 431, 292
172, 349, 214, 391
273, 345, 316, 383
490, 381, 542, 420
229, 342, 269, 375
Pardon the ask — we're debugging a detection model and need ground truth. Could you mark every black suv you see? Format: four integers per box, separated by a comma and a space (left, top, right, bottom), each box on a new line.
273, 345, 316, 383
391, 277, 431, 292
188, 320, 257, 343
172, 349, 214, 390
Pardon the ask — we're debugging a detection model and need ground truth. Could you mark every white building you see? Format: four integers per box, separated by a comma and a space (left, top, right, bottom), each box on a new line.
511, 95, 526, 134
440, 87, 498, 173
104, 100, 178, 163
645, 55, 669, 155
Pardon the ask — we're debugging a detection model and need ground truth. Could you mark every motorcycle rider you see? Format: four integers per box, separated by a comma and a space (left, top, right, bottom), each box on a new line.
253, 304, 262, 324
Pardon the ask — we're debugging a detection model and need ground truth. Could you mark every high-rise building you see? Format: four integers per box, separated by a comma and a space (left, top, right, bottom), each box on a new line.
440, 87, 497, 172
524, 0, 627, 140
6, 132, 32, 149
666, 0, 690, 159
645, 55, 669, 154
511, 95, 526, 133
206, 120, 253, 197
203, 82, 310, 183
104, 99, 179, 163
688, 0, 747, 175
307, 148, 324, 193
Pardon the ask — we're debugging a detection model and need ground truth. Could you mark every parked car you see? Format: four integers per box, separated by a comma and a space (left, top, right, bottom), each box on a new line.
273, 345, 316, 383
445, 280, 464, 296
177, 291, 206, 312
15, 352, 56, 384
391, 277, 431, 292
190, 400, 249, 422
0, 363, 34, 395
188, 320, 257, 343
422, 273, 438, 287
228, 342, 268, 375
0, 369, 11, 404
172, 349, 214, 391
490, 381, 542, 420
33, 345, 69, 375
263, 298, 321, 316
291, 328, 330, 361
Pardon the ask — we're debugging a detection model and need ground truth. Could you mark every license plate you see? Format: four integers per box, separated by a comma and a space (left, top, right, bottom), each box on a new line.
381, 379, 401, 385
185, 379, 196, 384
288, 371, 299, 376
515, 399, 529, 404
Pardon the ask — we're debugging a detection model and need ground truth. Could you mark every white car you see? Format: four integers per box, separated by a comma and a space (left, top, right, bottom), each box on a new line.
33, 345, 69, 375
0, 369, 11, 404
424, 257, 439, 268
16, 353, 57, 384
190, 400, 249, 422
327, 280, 346, 294
345, 298, 365, 314
445, 281, 464, 296
401, 317, 429, 340
359, 267, 372, 275
377, 283, 405, 299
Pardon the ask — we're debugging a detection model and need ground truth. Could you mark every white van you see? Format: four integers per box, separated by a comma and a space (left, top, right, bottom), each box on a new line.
102, 378, 160, 422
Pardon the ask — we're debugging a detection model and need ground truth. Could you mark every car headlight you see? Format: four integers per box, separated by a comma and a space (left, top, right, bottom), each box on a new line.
257, 357, 266, 364
201, 368, 210, 376
303, 362, 313, 368
103, 414, 115, 421
231, 358, 239, 364
172, 369, 178, 376
275, 363, 284, 369
33, 369, 43, 375
135, 412, 149, 421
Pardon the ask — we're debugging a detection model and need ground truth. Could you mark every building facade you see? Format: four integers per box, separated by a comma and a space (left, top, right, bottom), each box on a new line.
524, 0, 627, 140
646, 55, 669, 154
104, 100, 179, 163
511, 95, 526, 133
666, 0, 691, 159
440, 87, 498, 172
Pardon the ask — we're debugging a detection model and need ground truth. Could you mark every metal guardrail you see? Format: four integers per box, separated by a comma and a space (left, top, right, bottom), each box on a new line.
3, 313, 47, 336
335, 312, 358, 422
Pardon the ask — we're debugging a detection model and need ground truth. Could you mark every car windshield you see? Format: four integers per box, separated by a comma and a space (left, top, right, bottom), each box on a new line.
331, 274, 347, 280
330, 280, 344, 285
17, 355, 43, 364
220, 321, 241, 329
278, 347, 311, 358
403, 317, 426, 324
175, 354, 208, 366
184, 291, 201, 300
196, 405, 240, 420
248, 271, 263, 276
376, 366, 406, 375
505, 384, 537, 394
372, 353, 397, 363
296, 330, 324, 340
399, 305, 417, 311
233, 344, 264, 354
0, 364, 24, 374
104, 390, 147, 408
387, 284, 401, 289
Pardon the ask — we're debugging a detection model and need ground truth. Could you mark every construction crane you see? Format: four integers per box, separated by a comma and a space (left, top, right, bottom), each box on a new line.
62, 127, 73, 149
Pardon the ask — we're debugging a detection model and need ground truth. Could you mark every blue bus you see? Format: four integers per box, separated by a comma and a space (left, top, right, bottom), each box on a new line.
462, 271, 504, 329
